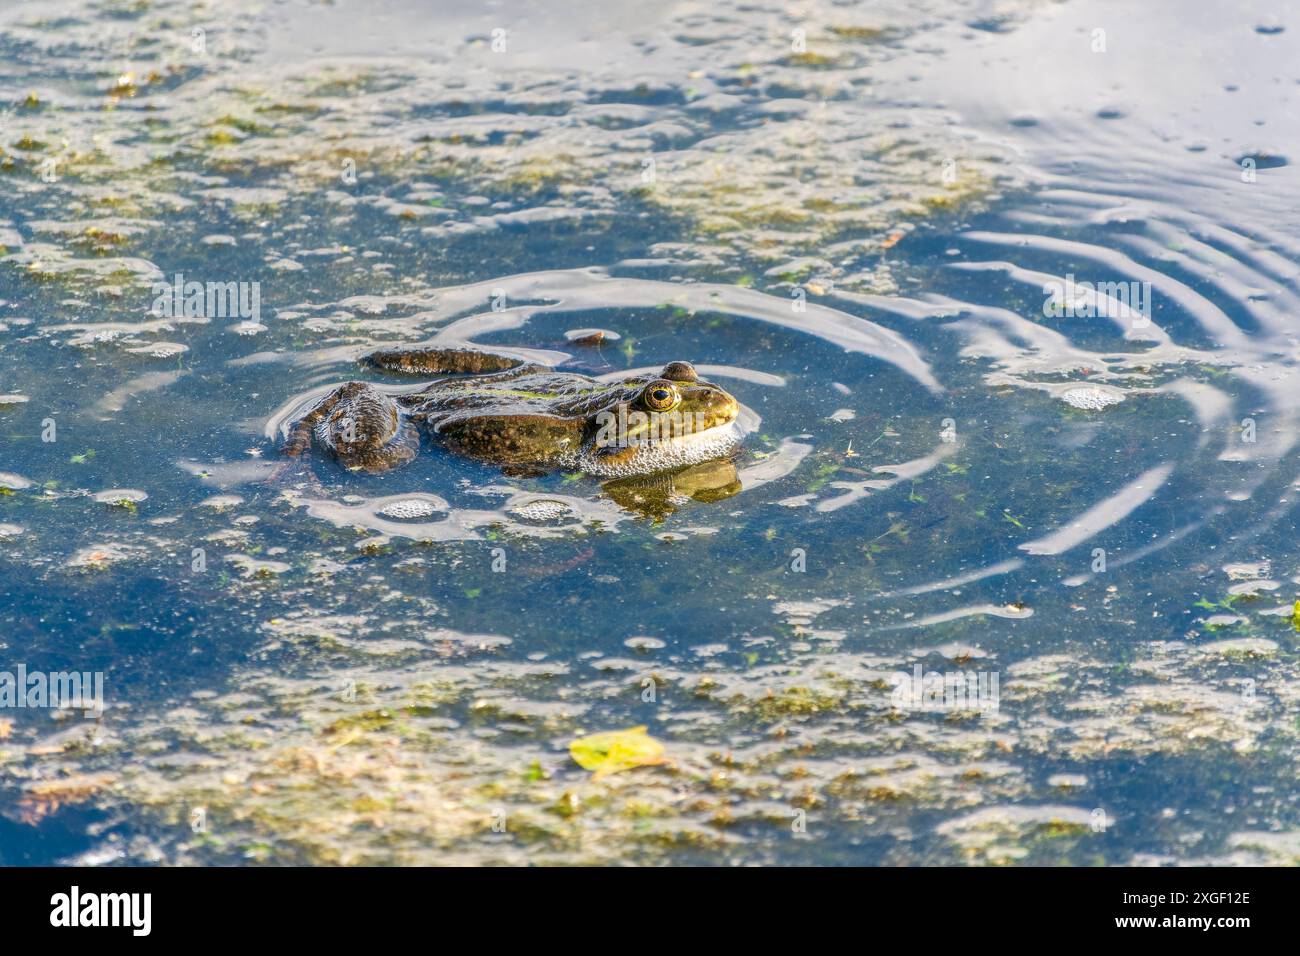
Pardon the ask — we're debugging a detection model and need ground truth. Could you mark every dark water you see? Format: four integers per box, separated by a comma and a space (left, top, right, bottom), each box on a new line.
1, 0, 1298, 865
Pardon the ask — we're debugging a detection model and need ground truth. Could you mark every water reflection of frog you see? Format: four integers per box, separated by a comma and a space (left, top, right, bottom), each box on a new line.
279, 347, 743, 489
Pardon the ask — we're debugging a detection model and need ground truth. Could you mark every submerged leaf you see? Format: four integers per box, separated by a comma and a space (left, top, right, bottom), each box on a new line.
569, 726, 666, 777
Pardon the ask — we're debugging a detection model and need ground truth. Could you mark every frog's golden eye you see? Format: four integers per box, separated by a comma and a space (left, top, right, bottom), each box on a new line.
642, 380, 680, 412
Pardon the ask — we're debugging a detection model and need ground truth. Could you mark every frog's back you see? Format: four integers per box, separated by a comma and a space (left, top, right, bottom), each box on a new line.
411, 369, 642, 420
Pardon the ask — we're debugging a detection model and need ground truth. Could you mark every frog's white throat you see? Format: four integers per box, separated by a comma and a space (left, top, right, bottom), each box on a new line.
578, 420, 742, 478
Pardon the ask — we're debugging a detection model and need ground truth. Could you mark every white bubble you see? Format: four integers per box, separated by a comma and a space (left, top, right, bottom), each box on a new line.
378, 498, 441, 519
1059, 385, 1124, 410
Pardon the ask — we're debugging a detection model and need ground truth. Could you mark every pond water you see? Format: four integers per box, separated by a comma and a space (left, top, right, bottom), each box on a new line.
1, 0, 1298, 865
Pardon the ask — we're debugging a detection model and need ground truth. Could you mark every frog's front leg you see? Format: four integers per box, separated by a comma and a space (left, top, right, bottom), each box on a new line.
361, 345, 544, 380
279, 381, 419, 474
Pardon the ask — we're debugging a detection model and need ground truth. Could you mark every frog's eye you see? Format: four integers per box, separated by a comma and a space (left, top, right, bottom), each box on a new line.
642, 380, 680, 412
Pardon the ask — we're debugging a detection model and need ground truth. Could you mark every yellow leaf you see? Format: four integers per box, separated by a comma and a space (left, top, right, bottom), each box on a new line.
570, 726, 666, 778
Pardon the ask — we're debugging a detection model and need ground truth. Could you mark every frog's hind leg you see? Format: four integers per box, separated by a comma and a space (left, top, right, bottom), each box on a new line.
361, 345, 544, 380
278, 387, 342, 462
278, 381, 419, 474
266, 385, 345, 487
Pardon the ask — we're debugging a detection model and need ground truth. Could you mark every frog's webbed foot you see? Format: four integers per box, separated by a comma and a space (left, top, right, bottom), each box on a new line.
265, 454, 327, 496
279, 381, 419, 474
361, 345, 543, 379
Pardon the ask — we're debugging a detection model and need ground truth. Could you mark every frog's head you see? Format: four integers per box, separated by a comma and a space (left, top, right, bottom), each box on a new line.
579, 361, 742, 477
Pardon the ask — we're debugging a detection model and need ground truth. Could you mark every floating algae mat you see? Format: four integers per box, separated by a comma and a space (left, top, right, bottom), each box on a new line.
0, 0, 1298, 869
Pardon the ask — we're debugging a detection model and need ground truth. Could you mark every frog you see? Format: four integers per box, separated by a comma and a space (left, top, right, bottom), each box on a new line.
277, 345, 743, 480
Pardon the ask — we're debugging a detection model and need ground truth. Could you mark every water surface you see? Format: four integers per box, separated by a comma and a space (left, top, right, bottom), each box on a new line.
1, 0, 1298, 865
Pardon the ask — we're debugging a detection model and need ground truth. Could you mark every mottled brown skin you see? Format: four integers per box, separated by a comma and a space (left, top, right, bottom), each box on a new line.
279, 347, 741, 477
280, 381, 419, 473
362, 346, 525, 376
